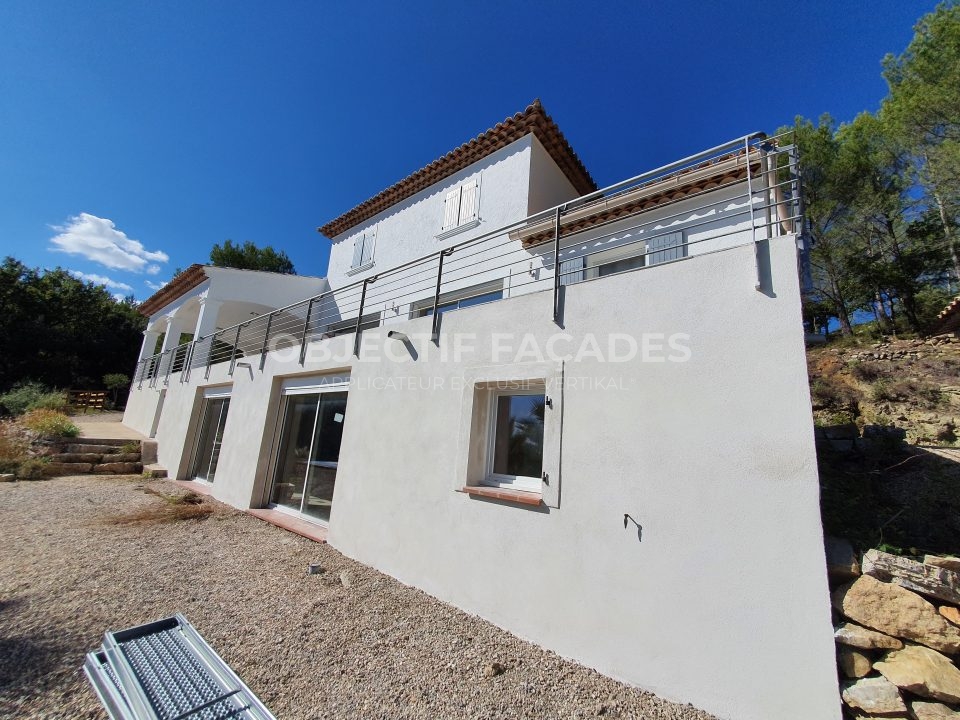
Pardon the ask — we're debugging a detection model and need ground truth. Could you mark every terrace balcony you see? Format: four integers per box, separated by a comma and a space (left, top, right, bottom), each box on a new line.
133, 132, 802, 389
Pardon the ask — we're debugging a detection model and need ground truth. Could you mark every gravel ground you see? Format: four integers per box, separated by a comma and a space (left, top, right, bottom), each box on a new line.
0, 476, 717, 720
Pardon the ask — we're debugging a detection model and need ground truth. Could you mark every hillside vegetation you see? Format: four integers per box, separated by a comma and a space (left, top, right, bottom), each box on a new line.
809, 336, 960, 555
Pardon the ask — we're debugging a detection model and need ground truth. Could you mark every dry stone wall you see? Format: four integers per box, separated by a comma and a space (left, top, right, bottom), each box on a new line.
828, 539, 960, 718
37, 440, 142, 476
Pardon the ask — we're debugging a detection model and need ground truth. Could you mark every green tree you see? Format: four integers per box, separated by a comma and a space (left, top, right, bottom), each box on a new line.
209, 240, 296, 274
785, 111, 953, 336
838, 112, 952, 333
0, 257, 146, 391
783, 116, 868, 335
882, 2, 960, 279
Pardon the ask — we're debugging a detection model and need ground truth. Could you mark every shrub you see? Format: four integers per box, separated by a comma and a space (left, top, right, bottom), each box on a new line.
0, 382, 47, 415
849, 361, 882, 383
811, 377, 860, 409
21, 409, 79, 438
15, 457, 48, 479
871, 380, 895, 402
28, 391, 70, 413
0, 382, 70, 415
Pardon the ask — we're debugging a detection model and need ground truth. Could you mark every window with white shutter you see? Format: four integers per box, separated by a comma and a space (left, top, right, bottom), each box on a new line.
559, 256, 585, 286
442, 188, 461, 232
349, 226, 377, 273
458, 179, 477, 225
647, 231, 686, 265
438, 176, 481, 238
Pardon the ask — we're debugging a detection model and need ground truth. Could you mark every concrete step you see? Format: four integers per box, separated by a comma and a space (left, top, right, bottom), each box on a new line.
143, 464, 167, 478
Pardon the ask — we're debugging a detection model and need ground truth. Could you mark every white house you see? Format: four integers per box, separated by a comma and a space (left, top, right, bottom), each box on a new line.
123, 101, 840, 720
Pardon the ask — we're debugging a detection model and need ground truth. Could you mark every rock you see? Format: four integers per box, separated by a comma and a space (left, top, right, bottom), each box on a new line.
842, 676, 907, 715
0, 473, 15, 482
49, 453, 102, 463
876, 645, 960, 704
941, 607, 960, 626
864, 549, 960, 606
838, 647, 874, 678
482, 662, 506, 678
99, 453, 141, 463
928, 557, 960, 574
65, 444, 119, 454
910, 700, 960, 719
836, 622, 904, 650
42, 462, 93, 476
832, 576, 960, 654
826, 536, 861, 581
339, 571, 352, 588
92, 462, 142, 474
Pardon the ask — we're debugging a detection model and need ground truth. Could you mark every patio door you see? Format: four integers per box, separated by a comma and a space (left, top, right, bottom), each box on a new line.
269, 381, 348, 523
190, 390, 231, 482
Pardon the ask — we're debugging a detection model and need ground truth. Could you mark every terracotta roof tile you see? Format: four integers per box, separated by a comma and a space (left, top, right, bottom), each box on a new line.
510, 149, 761, 246
138, 264, 207, 317
318, 100, 596, 239
931, 294, 960, 336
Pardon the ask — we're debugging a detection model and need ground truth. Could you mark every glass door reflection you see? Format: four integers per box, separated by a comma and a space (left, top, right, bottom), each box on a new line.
191, 397, 230, 482
270, 391, 347, 523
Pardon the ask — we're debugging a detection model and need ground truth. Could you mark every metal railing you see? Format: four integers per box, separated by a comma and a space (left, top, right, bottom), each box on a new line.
135, 132, 802, 388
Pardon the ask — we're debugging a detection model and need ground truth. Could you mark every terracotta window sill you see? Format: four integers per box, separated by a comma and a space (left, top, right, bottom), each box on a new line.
459, 485, 542, 507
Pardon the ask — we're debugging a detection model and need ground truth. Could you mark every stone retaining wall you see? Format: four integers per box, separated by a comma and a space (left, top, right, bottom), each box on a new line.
37, 440, 142, 476
827, 538, 960, 718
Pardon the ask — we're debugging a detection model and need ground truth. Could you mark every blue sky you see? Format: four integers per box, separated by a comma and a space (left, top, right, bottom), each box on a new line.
0, 0, 938, 300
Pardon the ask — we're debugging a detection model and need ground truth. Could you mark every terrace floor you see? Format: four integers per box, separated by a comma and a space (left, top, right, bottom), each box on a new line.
69, 412, 147, 442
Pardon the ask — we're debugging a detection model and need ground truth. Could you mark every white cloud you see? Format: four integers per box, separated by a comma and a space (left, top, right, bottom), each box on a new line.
145, 280, 168, 292
69, 270, 134, 293
146, 264, 161, 275
50, 213, 169, 272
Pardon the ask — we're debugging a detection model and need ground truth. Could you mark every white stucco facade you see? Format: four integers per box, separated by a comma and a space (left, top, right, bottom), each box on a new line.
124, 231, 838, 720
123, 124, 836, 719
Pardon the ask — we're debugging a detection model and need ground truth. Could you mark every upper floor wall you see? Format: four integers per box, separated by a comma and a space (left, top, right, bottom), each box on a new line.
325, 135, 539, 289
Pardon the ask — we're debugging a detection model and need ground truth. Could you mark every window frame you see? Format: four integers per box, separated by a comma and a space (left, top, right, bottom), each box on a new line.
347, 227, 377, 275
436, 176, 482, 240
410, 280, 503, 319
483, 387, 546, 493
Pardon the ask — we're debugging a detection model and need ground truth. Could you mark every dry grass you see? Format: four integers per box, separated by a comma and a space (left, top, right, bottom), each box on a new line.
105, 486, 212, 525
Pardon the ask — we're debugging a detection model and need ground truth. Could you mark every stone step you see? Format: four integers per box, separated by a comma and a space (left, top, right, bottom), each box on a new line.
65, 444, 127, 455
49, 453, 103, 464
93, 462, 143, 474
43, 462, 95, 476
143, 464, 167, 479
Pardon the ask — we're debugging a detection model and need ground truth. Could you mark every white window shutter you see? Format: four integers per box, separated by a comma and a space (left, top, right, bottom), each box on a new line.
361, 228, 376, 265
442, 187, 461, 231
351, 236, 364, 268
559, 256, 584, 286
648, 231, 685, 265
458, 178, 478, 225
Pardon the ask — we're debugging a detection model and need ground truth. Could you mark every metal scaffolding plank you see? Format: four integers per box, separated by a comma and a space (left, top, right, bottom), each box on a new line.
83, 615, 275, 720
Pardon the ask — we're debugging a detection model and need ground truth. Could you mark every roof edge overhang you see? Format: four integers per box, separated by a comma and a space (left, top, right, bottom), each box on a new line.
138, 265, 208, 317
317, 99, 597, 240
930, 295, 960, 336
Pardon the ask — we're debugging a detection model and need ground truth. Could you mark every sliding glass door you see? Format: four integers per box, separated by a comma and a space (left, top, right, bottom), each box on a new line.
191, 396, 230, 482
269, 390, 347, 523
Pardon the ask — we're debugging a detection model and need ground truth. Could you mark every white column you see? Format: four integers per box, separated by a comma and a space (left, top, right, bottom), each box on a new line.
139, 328, 163, 361
159, 313, 189, 354
193, 298, 223, 339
